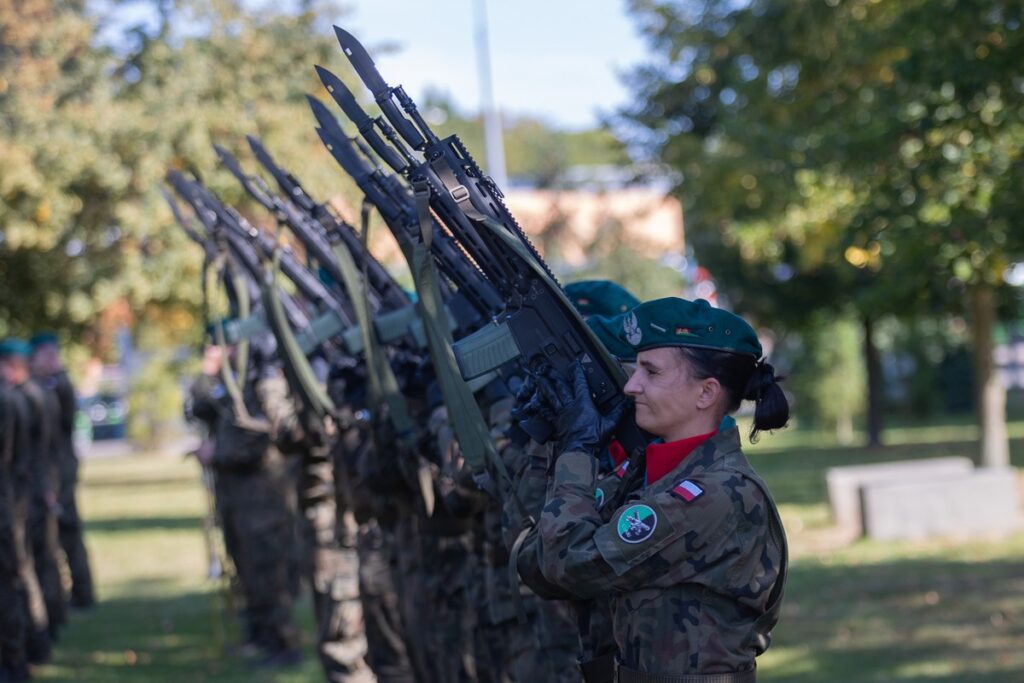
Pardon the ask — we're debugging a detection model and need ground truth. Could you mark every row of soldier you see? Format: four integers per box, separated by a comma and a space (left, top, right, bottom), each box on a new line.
181, 279, 639, 682
167, 28, 785, 681
0, 335, 96, 683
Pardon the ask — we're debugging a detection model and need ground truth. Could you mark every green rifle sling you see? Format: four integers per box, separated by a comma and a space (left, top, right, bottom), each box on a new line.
263, 251, 335, 421
406, 184, 514, 487
331, 209, 434, 516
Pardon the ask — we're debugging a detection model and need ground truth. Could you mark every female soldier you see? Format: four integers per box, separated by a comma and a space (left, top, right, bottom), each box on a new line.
533, 297, 789, 682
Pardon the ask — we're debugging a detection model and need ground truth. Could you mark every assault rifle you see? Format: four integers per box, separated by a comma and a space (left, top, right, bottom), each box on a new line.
307, 95, 505, 329
318, 29, 646, 455
167, 170, 319, 343
244, 136, 410, 313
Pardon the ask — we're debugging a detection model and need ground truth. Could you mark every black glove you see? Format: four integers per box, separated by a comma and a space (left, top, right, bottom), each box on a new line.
536, 361, 627, 457
510, 365, 562, 444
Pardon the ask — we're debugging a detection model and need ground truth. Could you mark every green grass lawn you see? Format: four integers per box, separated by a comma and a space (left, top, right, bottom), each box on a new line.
34, 418, 1024, 682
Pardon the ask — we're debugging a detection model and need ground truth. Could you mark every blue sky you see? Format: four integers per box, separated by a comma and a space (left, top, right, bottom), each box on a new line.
93, 0, 650, 130
341, 0, 649, 129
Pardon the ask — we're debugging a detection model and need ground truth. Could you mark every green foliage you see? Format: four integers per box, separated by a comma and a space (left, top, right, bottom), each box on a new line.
621, 0, 1024, 323
126, 350, 185, 446
0, 0, 364, 345
422, 92, 629, 187
786, 314, 865, 442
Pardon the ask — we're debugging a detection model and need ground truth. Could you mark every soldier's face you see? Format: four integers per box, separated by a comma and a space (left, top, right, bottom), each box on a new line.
0, 358, 28, 385
623, 347, 713, 442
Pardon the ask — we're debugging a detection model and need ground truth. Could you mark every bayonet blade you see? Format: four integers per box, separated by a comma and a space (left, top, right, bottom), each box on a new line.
333, 26, 390, 97
315, 65, 373, 128
307, 94, 347, 140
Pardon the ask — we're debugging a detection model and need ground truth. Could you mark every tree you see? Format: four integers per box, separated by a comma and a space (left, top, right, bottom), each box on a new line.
621, 0, 1024, 461
0, 0, 364, 351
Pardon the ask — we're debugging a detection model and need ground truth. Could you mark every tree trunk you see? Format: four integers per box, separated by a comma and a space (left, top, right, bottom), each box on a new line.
969, 284, 1010, 468
862, 314, 884, 447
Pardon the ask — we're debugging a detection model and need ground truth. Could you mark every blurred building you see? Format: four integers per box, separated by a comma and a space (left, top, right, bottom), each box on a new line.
503, 165, 685, 266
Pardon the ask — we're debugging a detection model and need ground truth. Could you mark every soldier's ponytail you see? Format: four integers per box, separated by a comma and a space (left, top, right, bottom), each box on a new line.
677, 347, 790, 442
743, 360, 789, 442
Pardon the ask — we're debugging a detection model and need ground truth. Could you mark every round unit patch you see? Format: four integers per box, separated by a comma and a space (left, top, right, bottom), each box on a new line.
594, 487, 606, 509
617, 504, 657, 544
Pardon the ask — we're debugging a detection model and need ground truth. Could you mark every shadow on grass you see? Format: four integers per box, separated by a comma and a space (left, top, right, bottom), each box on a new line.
85, 516, 203, 535
37, 579, 320, 683
84, 473, 200, 493
763, 555, 1024, 682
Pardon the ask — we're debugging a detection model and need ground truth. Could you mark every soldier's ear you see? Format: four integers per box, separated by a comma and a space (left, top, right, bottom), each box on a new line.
695, 376, 722, 411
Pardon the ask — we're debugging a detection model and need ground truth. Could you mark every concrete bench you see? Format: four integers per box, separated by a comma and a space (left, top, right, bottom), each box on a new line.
825, 457, 975, 537
861, 467, 1022, 541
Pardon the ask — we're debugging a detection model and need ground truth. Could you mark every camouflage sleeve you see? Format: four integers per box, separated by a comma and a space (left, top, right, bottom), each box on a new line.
539, 452, 738, 598
432, 406, 487, 517
255, 371, 306, 455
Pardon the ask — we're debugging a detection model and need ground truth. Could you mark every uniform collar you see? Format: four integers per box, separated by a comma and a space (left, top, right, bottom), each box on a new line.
645, 427, 748, 493
645, 430, 717, 484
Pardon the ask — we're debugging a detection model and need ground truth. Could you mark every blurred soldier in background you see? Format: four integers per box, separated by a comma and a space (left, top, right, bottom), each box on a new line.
256, 364, 377, 682
328, 366, 416, 683
0, 340, 53, 671
29, 333, 95, 610
186, 339, 302, 667
0, 370, 29, 682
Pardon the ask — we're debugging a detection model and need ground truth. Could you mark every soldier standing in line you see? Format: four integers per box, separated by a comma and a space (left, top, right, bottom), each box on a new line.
533, 298, 790, 682
255, 364, 377, 682
186, 339, 302, 667
28, 333, 95, 610
0, 376, 30, 682
387, 386, 477, 683
328, 366, 416, 683
0, 340, 52, 668
0, 341, 65, 644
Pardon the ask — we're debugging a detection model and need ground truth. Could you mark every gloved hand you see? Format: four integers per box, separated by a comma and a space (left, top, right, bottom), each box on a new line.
510, 365, 561, 445
535, 360, 627, 457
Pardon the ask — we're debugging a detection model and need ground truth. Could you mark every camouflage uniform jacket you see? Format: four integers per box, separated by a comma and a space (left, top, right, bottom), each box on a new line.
538, 427, 787, 675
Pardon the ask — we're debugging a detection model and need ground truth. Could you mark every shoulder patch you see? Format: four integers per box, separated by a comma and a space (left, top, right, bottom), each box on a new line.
617, 504, 657, 544
614, 460, 630, 479
671, 479, 704, 502
594, 487, 606, 509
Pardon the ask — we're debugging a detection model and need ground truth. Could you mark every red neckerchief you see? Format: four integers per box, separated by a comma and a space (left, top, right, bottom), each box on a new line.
608, 440, 628, 466
645, 430, 717, 485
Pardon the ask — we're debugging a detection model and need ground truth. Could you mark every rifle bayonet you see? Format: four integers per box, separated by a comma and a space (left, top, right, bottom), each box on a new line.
333, 27, 432, 150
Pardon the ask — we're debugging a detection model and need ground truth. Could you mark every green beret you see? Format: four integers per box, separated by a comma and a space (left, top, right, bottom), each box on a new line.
622, 297, 762, 358
29, 332, 59, 349
586, 314, 637, 362
565, 280, 640, 318
205, 319, 235, 343
0, 338, 32, 359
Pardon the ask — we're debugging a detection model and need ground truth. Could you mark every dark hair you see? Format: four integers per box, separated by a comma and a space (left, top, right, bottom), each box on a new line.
677, 347, 789, 442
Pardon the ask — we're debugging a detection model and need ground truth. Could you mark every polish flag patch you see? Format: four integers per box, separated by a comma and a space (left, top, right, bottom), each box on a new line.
614, 460, 630, 479
672, 479, 704, 502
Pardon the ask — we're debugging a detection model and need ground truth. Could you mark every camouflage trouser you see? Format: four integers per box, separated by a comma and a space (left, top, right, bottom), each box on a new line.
508, 597, 582, 683
394, 518, 478, 683
474, 616, 515, 683
28, 500, 64, 637
299, 490, 375, 683
57, 457, 94, 606
224, 472, 300, 653
357, 521, 414, 683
